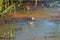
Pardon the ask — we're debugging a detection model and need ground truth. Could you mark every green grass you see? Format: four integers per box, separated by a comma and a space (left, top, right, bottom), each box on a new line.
0, 22, 23, 36
0, 23, 16, 35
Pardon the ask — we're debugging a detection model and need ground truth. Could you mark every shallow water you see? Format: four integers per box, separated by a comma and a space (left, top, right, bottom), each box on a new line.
13, 18, 60, 40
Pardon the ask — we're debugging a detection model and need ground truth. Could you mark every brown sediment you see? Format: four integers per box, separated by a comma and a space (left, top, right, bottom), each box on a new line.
11, 13, 52, 19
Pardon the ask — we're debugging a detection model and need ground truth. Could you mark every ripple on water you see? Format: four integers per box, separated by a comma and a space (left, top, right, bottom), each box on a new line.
14, 19, 60, 40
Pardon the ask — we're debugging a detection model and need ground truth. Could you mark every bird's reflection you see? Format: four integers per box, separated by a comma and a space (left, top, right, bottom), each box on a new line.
28, 21, 35, 27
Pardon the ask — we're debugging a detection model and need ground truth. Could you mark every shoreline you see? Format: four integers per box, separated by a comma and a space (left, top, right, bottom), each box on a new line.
11, 13, 60, 19
12, 13, 52, 19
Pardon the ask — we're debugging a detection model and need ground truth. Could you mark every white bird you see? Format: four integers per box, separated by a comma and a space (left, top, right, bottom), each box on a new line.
32, 17, 35, 20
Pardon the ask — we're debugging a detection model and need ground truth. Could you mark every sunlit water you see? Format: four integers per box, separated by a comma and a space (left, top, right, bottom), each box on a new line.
13, 18, 60, 40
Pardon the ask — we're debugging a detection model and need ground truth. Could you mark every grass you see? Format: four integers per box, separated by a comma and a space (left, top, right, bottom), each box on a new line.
0, 23, 16, 35
0, 22, 23, 36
